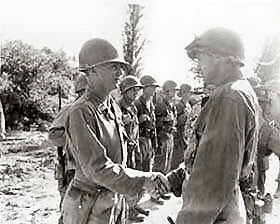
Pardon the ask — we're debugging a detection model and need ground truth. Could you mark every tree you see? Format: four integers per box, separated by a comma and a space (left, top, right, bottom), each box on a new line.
123, 4, 146, 77
255, 36, 280, 83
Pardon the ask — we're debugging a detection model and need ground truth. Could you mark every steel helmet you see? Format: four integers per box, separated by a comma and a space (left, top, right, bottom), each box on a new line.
119, 75, 143, 93
140, 75, 159, 87
177, 84, 192, 97
247, 76, 261, 88
74, 74, 88, 93
162, 80, 177, 92
185, 28, 245, 66
79, 38, 127, 71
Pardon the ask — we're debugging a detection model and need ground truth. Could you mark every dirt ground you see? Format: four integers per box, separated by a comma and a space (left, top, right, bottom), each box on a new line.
0, 131, 279, 224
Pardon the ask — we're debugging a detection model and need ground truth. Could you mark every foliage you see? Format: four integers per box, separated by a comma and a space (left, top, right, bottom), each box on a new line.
123, 4, 146, 77
0, 40, 76, 130
255, 36, 280, 83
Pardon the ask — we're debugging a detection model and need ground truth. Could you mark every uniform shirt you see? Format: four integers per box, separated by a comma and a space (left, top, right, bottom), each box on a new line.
48, 105, 76, 171
118, 98, 139, 145
258, 115, 280, 158
176, 78, 259, 224
135, 95, 157, 148
64, 91, 148, 197
175, 100, 192, 134
155, 97, 177, 134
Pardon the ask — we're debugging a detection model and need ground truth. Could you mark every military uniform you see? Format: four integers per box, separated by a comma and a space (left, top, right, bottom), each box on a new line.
257, 114, 280, 195
118, 98, 141, 169
49, 106, 76, 196
154, 96, 177, 174
169, 79, 259, 224
48, 75, 88, 224
169, 28, 260, 224
61, 93, 150, 224
135, 95, 157, 172
171, 99, 192, 170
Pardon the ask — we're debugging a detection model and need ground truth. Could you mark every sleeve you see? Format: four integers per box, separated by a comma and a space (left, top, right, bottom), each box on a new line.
65, 107, 150, 197
48, 106, 70, 147
176, 97, 248, 224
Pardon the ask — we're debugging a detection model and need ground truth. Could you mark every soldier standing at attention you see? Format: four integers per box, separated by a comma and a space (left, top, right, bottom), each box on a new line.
118, 75, 146, 223
48, 74, 88, 224
171, 84, 192, 170
255, 85, 280, 198
61, 38, 170, 224
154, 80, 177, 175
135, 75, 159, 173
118, 75, 143, 170
167, 28, 259, 224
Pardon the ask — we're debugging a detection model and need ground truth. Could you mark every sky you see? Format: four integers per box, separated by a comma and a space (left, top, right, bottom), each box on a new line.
1, 0, 280, 86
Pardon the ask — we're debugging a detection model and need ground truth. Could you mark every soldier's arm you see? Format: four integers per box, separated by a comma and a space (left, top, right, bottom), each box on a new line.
66, 106, 152, 197
176, 96, 251, 223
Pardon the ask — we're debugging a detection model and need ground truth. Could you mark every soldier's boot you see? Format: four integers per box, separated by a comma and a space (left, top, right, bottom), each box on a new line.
134, 206, 149, 216
128, 208, 144, 223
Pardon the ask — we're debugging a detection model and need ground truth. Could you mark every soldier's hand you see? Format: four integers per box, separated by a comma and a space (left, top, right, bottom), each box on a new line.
143, 172, 171, 199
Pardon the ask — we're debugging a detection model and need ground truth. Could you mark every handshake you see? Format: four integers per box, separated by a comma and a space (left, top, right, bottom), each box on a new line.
143, 172, 171, 200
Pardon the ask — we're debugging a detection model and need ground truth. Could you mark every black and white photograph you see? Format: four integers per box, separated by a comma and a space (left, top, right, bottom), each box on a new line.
0, 0, 280, 223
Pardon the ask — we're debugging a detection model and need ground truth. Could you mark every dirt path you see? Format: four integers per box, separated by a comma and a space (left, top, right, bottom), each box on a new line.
0, 131, 279, 224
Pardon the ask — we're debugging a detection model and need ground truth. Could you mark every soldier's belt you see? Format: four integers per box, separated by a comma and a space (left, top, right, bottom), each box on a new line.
72, 179, 108, 195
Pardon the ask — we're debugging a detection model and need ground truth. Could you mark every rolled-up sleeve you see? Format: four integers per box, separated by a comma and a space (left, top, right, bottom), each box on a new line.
66, 106, 149, 197
176, 97, 247, 224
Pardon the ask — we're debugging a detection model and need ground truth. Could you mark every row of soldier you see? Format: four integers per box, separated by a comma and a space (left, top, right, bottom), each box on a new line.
50, 68, 199, 222
48, 28, 280, 224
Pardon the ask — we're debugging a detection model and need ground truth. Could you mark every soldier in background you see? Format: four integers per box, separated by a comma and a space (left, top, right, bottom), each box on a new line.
118, 76, 147, 223
256, 85, 280, 198
154, 80, 177, 175
48, 73, 88, 224
171, 84, 192, 170
135, 75, 159, 172
118, 75, 143, 170
257, 98, 278, 197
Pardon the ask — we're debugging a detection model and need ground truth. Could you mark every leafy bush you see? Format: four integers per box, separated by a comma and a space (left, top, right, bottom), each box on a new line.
0, 40, 77, 130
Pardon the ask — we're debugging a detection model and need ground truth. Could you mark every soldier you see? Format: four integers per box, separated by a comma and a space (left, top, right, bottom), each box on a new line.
256, 85, 280, 198
135, 75, 159, 172
257, 93, 280, 198
154, 80, 177, 175
61, 38, 170, 224
118, 75, 143, 170
48, 74, 88, 224
167, 28, 259, 224
171, 84, 192, 170
118, 75, 145, 222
